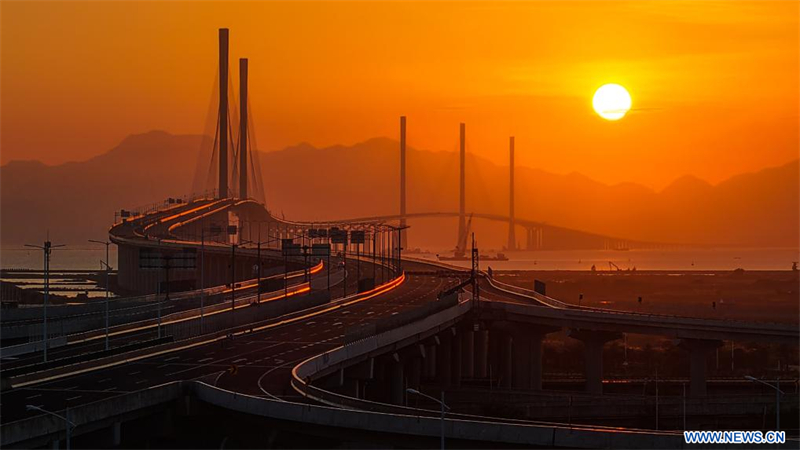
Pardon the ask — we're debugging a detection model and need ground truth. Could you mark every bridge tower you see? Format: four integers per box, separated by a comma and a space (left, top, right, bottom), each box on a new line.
239, 58, 248, 199
457, 123, 466, 252
507, 136, 516, 250
218, 28, 229, 199
399, 116, 408, 250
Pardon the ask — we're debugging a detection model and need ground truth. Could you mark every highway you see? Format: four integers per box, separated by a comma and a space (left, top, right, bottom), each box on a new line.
4, 195, 796, 448
0, 259, 358, 373
0, 260, 458, 423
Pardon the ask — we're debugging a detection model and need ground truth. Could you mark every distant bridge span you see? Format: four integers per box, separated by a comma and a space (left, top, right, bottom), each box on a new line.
335, 211, 676, 251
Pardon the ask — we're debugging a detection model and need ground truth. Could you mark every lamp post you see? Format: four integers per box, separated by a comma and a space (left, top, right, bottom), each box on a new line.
406, 388, 449, 450
200, 227, 205, 331
26, 405, 75, 449
24, 240, 65, 362
230, 243, 237, 312
88, 239, 112, 351
745, 375, 783, 430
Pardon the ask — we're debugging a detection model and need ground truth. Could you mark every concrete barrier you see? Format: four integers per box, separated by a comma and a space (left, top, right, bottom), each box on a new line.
0, 337, 67, 358
192, 381, 687, 449
1, 382, 184, 449
4, 271, 403, 389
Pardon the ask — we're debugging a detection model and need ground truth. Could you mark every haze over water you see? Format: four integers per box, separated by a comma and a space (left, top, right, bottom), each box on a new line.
2, 247, 797, 274
417, 247, 799, 271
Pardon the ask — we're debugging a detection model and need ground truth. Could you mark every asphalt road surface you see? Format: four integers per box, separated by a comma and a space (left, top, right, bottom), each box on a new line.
1, 260, 459, 423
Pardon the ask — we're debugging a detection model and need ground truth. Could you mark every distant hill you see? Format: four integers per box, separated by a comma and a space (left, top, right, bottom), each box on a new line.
1, 131, 797, 249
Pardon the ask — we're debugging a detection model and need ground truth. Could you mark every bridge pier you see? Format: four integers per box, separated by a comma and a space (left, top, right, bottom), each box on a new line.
568, 329, 621, 395
474, 328, 488, 378
399, 344, 426, 393
345, 358, 374, 400
488, 330, 513, 388
679, 339, 722, 397
513, 326, 559, 390
112, 421, 122, 447
507, 136, 516, 251
461, 327, 475, 378
389, 352, 405, 405
451, 329, 463, 387
423, 341, 438, 380
407, 353, 423, 391
436, 332, 452, 388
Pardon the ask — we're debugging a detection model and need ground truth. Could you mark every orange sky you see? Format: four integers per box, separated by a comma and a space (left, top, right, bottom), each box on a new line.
1, 1, 798, 189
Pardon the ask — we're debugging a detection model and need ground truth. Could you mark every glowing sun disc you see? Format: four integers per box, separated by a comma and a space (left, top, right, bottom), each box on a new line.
593, 84, 632, 120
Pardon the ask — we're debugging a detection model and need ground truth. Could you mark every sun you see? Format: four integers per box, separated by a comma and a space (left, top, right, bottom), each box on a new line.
592, 84, 632, 121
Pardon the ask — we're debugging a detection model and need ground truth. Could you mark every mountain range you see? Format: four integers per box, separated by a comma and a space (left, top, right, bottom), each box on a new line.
1, 130, 797, 249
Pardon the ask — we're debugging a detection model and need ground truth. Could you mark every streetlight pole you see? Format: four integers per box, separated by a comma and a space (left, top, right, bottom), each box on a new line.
26, 405, 75, 449
682, 382, 687, 430
200, 227, 205, 332
24, 240, 64, 362
745, 375, 783, 430
231, 243, 237, 312
88, 239, 112, 351
406, 388, 449, 450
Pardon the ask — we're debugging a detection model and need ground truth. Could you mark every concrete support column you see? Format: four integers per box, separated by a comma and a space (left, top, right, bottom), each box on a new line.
512, 335, 532, 390
531, 333, 544, 391
679, 339, 722, 397
425, 344, 437, 379
345, 357, 374, 400
462, 329, 475, 378
451, 331, 463, 387
475, 329, 488, 378
389, 353, 405, 405
568, 330, 621, 395
499, 332, 513, 388
344, 378, 360, 399
407, 356, 422, 390
437, 333, 452, 387
506, 325, 555, 391
112, 421, 122, 447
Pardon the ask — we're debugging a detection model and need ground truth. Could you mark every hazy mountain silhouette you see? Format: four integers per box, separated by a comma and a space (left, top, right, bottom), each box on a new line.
1, 131, 797, 249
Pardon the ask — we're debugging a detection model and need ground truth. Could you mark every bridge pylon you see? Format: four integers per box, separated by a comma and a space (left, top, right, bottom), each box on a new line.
399, 116, 408, 250
507, 136, 516, 251
457, 123, 466, 253
218, 28, 229, 199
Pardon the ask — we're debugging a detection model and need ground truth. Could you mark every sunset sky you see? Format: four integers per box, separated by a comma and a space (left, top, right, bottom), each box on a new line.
1, 1, 797, 189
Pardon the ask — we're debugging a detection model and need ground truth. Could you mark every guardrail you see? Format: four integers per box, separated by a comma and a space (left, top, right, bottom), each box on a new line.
485, 275, 572, 309
2, 268, 403, 389
486, 273, 798, 330
293, 295, 471, 391
287, 294, 697, 449
344, 293, 460, 344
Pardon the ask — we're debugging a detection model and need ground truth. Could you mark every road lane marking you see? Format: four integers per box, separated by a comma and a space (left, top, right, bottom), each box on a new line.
11, 273, 407, 389
66, 395, 82, 402
164, 356, 180, 362
25, 394, 42, 399
198, 357, 213, 363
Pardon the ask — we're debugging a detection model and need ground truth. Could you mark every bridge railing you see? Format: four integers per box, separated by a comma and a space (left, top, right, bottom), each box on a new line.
484, 273, 572, 309
113, 189, 220, 224
486, 273, 798, 330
